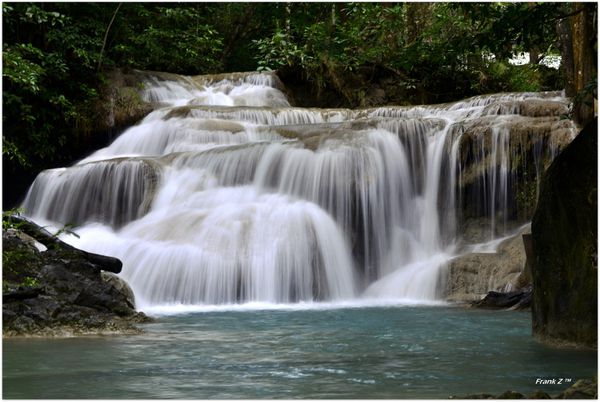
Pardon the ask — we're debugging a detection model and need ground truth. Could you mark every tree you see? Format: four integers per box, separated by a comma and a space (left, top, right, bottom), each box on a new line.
2, 2, 226, 207
3, 2, 587, 206
563, 3, 597, 126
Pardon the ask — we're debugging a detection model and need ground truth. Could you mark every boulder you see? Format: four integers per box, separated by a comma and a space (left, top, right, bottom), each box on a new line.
527, 390, 551, 399
100, 68, 154, 130
556, 379, 598, 399
452, 377, 596, 399
496, 390, 525, 399
2, 217, 151, 337
531, 119, 597, 349
453, 393, 495, 399
101, 271, 136, 310
472, 286, 532, 309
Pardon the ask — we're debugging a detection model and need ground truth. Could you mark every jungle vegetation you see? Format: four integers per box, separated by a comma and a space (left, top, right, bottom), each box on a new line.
2, 2, 597, 206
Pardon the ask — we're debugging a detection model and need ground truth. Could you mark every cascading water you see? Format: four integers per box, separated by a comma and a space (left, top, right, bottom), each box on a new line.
22, 71, 577, 309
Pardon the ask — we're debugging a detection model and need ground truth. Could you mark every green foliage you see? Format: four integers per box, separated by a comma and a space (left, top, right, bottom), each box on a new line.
252, 3, 564, 104
3, 3, 101, 174
2, 249, 33, 273
2, 138, 30, 168
22, 276, 39, 288
2, 44, 45, 93
2, 222, 43, 292
254, 29, 308, 72
2, 2, 226, 191
109, 4, 223, 74
2, 247, 41, 293
254, 4, 398, 73
515, 172, 539, 221
53, 223, 80, 239
2, 1, 570, 199
474, 62, 545, 93
2, 208, 26, 230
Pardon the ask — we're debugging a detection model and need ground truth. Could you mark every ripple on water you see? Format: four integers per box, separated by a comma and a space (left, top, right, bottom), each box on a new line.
2, 306, 597, 399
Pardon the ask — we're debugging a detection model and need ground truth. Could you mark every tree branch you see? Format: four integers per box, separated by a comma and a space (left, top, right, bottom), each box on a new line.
97, 2, 122, 72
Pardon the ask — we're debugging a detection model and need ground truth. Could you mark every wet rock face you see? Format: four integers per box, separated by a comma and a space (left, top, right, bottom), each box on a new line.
531, 118, 597, 349
455, 115, 576, 237
446, 224, 531, 302
2, 220, 150, 337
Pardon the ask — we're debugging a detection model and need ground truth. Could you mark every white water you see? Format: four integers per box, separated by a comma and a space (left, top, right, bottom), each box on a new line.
22, 71, 576, 310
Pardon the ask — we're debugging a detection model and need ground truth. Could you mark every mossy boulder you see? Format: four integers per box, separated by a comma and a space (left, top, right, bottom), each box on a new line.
531, 118, 597, 349
2, 216, 151, 337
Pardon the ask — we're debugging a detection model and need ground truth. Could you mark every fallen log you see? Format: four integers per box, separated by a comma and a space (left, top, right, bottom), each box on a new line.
4, 215, 122, 273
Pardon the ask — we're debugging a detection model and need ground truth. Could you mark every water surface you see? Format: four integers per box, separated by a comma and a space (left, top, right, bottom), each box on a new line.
3, 305, 596, 399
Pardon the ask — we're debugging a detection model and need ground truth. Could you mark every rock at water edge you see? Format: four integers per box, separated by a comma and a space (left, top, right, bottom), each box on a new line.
531, 118, 597, 349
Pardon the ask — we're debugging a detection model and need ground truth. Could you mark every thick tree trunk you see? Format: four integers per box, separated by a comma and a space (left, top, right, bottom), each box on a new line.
570, 3, 597, 126
557, 17, 576, 97
558, 3, 597, 125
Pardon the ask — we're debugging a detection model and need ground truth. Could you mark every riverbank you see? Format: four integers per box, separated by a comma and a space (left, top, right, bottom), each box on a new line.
2, 215, 151, 337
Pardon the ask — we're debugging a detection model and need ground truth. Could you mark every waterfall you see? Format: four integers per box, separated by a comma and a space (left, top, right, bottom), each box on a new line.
24, 159, 159, 228
22, 71, 577, 308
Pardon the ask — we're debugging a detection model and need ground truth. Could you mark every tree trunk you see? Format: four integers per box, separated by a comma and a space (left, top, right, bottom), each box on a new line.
529, 46, 540, 65
97, 3, 122, 72
557, 17, 576, 97
570, 3, 597, 126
